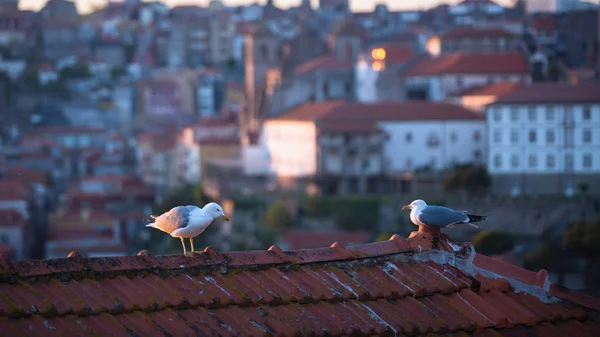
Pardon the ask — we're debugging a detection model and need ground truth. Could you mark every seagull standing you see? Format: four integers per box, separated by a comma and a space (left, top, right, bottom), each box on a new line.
402, 199, 487, 229
146, 202, 230, 256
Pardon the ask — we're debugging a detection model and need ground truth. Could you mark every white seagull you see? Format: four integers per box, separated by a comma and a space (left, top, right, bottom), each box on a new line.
402, 199, 487, 229
145, 202, 230, 256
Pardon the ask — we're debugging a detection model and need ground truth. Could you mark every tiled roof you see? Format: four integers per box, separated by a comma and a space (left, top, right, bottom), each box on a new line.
0, 230, 599, 335
272, 100, 484, 125
278, 230, 371, 249
402, 52, 530, 76
453, 81, 523, 97
440, 27, 516, 39
373, 44, 415, 65
294, 55, 353, 75
494, 82, 600, 104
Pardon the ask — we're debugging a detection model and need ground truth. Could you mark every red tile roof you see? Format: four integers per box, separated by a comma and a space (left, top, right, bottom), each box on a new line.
272, 101, 484, 128
0, 230, 598, 335
440, 27, 516, 39
402, 52, 530, 76
373, 43, 415, 65
494, 82, 600, 104
453, 81, 523, 97
294, 55, 353, 75
278, 230, 371, 249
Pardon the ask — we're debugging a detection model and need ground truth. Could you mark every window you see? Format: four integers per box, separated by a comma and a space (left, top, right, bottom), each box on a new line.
494, 129, 502, 143
546, 154, 555, 168
546, 107, 554, 120
493, 109, 501, 121
529, 154, 537, 168
405, 132, 413, 143
565, 129, 574, 147
529, 130, 537, 143
510, 108, 519, 121
546, 130, 555, 144
511, 129, 519, 143
450, 132, 458, 143
474, 150, 482, 161
259, 44, 268, 59
322, 81, 329, 98
528, 107, 536, 121
565, 154, 574, 171
583, 154, 592, 168
345, 81, 352, 95
583, 129, 592, 143
473, 131, 481, 142
583, 106, 591, 120
494, 154, 502, 168
511, 155, 519, 168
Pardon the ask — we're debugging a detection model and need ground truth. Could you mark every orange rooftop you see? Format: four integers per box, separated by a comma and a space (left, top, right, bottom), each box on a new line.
0, 227, 599, 335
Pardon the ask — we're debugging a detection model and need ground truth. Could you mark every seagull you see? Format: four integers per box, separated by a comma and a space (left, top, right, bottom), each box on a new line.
402, 199, 487, 229
145, 202, 230, 256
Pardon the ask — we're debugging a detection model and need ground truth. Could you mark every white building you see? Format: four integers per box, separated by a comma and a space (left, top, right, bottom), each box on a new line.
486, 82, 600, 196
262, 101, 485, 194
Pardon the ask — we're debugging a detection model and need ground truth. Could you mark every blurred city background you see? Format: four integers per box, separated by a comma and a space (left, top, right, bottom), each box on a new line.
0, 0, 599, 295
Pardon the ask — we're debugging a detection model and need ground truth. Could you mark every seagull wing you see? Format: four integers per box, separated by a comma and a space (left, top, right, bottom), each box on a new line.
417, 205, 470, 228
153, 206, 190, 234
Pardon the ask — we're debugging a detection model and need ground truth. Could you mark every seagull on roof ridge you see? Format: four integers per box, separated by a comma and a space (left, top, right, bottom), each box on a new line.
402, 199, 487, 229
145, 202, 230, 257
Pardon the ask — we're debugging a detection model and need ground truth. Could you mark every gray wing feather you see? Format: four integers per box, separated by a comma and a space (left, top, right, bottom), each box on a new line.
417, 205, 469, 228
154, 206, 190, 233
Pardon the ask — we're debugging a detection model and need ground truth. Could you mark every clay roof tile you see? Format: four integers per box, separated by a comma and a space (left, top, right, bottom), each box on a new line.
0, 228, 598, 334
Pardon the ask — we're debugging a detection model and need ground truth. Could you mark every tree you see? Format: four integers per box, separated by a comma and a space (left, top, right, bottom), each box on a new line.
59, 64, 92, 80
471, 230, 515, 255
443, 164, 491, 196
264, 202, 293, 231
44, 79, 70, 100
19, 70, 41, 89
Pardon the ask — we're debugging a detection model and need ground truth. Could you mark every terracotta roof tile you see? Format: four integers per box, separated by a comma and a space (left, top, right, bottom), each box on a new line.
272, 100, 484, 128
494, 82, 600, 104
294, 55, 353, 75
403, 52, 530, 76
0, 229, 598, 334
453, 81, 523, 97
440, 27, 516, 40
373, 43, 415, 65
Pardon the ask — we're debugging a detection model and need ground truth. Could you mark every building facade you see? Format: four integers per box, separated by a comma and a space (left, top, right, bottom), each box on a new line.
486, 82, 600, 196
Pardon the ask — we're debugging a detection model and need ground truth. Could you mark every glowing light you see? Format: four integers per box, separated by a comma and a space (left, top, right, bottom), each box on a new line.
372, 61, 384, 72
371, 48, 386, 60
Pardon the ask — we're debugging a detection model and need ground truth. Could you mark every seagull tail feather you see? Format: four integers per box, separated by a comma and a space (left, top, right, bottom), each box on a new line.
145, 215, 158, 225
467, 214, 487, 223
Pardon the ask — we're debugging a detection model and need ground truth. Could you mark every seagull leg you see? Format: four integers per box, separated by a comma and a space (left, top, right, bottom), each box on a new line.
190, 238, 196, 254
180, 237, 189, 257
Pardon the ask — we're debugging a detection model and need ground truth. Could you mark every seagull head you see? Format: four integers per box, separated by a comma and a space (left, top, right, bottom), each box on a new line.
203, 202, 230, 222
402, 199, 427, 211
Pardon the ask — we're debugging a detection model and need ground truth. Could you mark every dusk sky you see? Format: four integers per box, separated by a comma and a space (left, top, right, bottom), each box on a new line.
20, 0, 515, 14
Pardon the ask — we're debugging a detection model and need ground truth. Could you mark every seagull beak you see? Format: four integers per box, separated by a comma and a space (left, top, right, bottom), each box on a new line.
402, 205, 411, 210
221, 215, 230, 222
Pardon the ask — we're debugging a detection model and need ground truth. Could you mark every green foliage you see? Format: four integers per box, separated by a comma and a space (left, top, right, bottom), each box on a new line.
523, 241, 574, 274
44, 80, 70, 100
19, 70, 41, 89
302, 196, 381, 231
375, 232, 393, 242
563, 217, 600, 257
59, 64, 92, 80
471, 230, 515, 255
264, 202, 293, 231
443, 164, 491, 195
